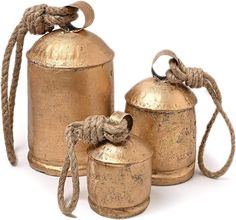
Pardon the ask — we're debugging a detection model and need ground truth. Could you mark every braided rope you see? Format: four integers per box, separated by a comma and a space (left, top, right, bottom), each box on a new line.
1, 4, 79, 165
153, 50, 235, 178
57, 113, 130, 215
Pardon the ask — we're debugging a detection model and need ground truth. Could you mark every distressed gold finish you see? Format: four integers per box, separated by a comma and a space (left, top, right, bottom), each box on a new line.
125, 77, 197, 185
87, 114, 153, 218
27, 29, 114, 176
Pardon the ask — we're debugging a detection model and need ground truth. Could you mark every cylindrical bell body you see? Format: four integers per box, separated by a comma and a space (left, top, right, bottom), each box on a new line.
27, 29, 114, 176
87, 134, 153, 218
125, 77, 197, 185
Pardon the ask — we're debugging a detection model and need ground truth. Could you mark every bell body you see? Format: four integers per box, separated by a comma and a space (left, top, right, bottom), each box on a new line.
27, 29, 114, 176
125, 77, 197, 185
87, 134, 153, 218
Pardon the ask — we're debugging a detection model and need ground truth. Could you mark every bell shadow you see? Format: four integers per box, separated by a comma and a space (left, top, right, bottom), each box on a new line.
194, 152, 232, 181
147, 184, 186, 213
14, 145, 24, 154
13, 140, 28, 156
26, 170, 89, 203
64, 213, 77, 218
10, 144, 29, 168
147, 154, 233, 215
147, 176, 208, 215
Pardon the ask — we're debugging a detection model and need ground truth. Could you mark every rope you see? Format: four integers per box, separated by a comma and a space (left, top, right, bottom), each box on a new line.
1, 1, 94, 165
152, 50, 235, 178
57, 113, 131, 215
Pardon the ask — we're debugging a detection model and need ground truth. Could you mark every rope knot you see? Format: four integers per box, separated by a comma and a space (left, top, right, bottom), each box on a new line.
152, 50, 235, 179
166, 58, 204, 88
1, 1, 95, 166
104, 116, 130, 143
65, 113, 131, 149
22, 4, 78, 35
184, 67, 204, 88
58, 112, 132, 215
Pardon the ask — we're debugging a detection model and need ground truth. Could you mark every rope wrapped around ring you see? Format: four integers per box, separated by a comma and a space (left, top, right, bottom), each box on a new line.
57, 113, 131, 215
1, 1, 94, 165
153, 50, 235, 178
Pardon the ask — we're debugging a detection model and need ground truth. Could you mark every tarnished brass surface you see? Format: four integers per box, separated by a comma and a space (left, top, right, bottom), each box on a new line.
125, 77, 197, 185
126, 77, 196, 111
27, 29, 114, 68
87, 134, 153, 218
27, 29, 114, 176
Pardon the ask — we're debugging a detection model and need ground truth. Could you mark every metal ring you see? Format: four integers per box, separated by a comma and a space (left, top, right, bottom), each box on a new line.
151, 49, 180, 80
64, 1, 95, 32
109, 112, 133, 132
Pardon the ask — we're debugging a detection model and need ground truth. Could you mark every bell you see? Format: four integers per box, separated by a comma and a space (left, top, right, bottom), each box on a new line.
1, 2, 114, 176
125, 77, 197, 185
87, 113, 153, 218
57, 112, 153, 218
125, 50, 235, 185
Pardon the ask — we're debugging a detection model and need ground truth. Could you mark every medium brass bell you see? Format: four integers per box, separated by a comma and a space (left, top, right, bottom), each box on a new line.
58, 112, 153, 218
125, 50, 235, 185
125, 77, 197, 185
1, 2, 114, 176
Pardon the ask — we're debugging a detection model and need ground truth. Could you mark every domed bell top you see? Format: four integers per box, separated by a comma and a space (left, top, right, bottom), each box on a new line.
88, 135, 153, 164
27, 29, 114, 68
126, 77, 197, 112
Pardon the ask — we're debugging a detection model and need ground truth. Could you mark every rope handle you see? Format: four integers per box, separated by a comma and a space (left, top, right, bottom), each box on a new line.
1, 1, 94, 165
151, 50, 235, 178
57, 112, 132, 215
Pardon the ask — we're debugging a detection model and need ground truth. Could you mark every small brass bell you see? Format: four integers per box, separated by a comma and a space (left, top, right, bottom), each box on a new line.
1, 1, 114, 176
57, 112, 153, 218
125, 50, 235, 185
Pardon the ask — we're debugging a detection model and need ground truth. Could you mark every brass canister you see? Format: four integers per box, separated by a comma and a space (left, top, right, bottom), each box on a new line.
27, 3, 114, 176
125, 77, 197, 185
87, 113, 153, 218
57, 112, 153, 218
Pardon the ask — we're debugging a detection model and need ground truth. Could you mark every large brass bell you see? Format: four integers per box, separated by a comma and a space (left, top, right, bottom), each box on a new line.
1, 1, 114, 176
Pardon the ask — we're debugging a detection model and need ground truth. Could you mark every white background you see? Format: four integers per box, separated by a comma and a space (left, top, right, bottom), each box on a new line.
0, 0, 236, 219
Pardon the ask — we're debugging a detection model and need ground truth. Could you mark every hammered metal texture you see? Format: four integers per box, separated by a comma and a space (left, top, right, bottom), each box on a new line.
125, 77, 197, 111
27, 29, 114, 68
125, 77, 197, 185
27, 29, 114, 176
87, 135, 153, 218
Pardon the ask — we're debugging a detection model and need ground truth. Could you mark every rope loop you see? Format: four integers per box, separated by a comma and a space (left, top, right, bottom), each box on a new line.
58, 112, 132, 215
1, 1, 94, 165
152, 50, 235, 178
